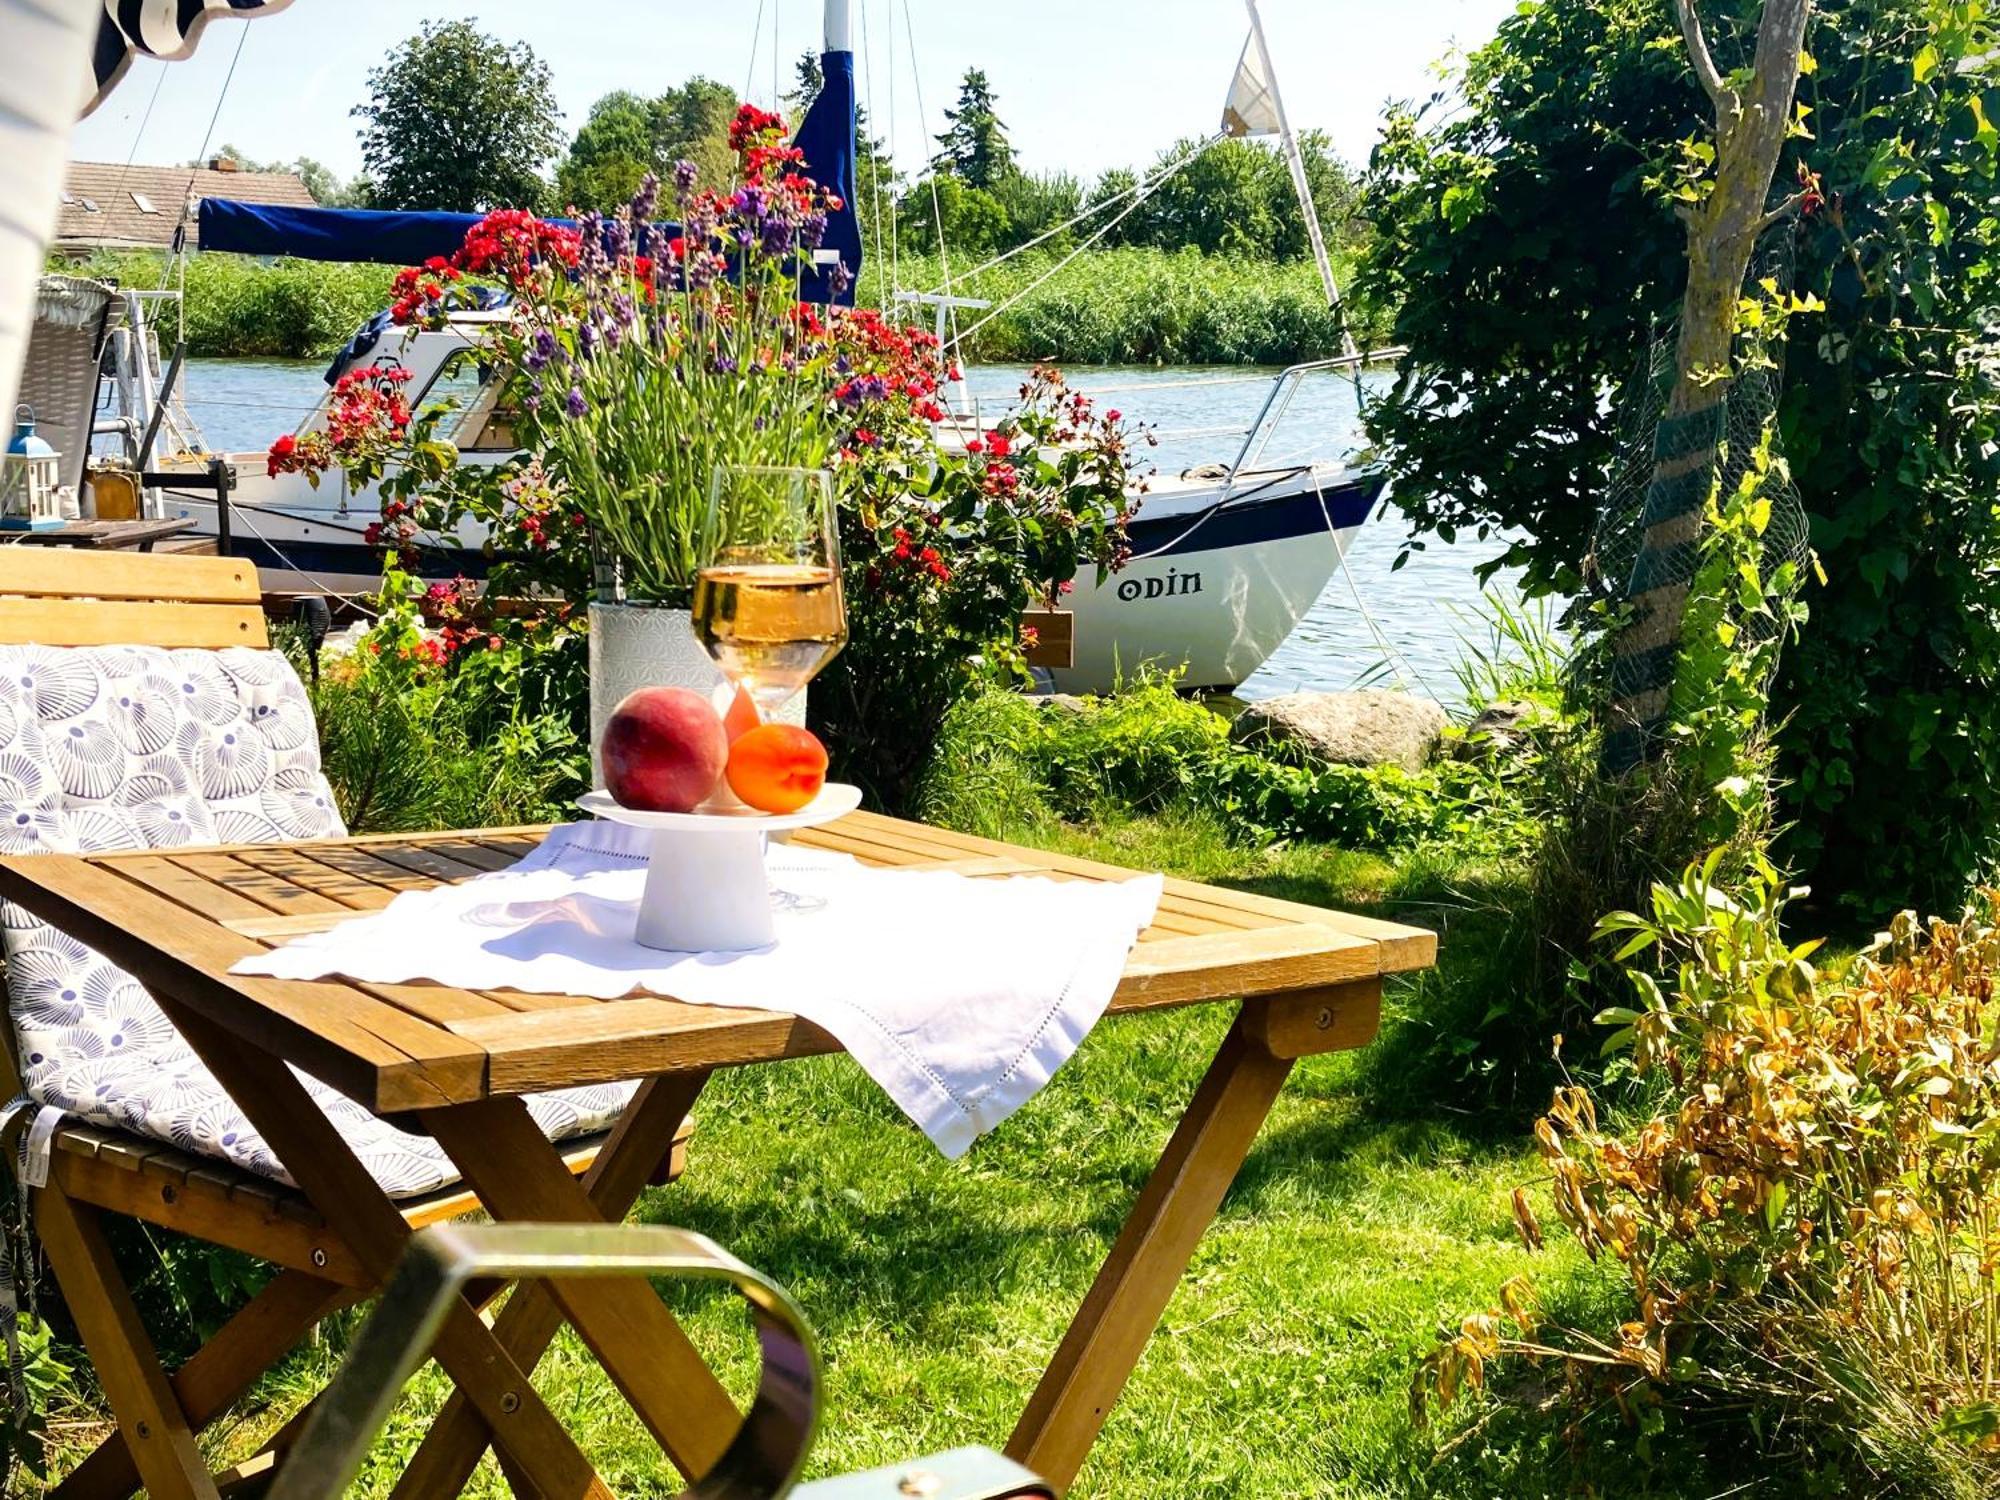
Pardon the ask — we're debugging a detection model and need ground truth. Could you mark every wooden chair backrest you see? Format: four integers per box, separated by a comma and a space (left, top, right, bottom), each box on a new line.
0, 549, 267, 649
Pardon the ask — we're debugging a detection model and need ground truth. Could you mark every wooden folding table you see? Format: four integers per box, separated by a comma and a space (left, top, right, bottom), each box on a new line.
0, 810, 1435, 1499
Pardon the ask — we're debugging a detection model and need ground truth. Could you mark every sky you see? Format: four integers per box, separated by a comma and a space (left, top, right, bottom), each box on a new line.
70, 0, 1516, 185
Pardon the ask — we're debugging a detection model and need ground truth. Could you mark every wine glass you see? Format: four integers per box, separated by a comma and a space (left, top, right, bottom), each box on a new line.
692, 464, 848, 720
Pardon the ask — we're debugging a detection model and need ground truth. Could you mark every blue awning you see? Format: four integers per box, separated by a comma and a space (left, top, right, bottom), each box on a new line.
196, 51, 861, 306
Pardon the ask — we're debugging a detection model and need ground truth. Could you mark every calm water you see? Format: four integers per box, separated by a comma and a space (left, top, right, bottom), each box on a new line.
184, 356, 1526, 705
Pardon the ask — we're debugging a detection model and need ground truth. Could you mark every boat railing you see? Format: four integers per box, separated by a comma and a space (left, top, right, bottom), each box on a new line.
1224, 346, 1406, 486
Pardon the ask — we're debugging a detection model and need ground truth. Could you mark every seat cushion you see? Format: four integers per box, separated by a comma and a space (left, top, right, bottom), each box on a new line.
0, 644, 633, 1199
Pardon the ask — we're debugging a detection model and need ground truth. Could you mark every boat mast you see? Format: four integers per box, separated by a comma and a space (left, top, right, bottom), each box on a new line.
1243, 0, 1356, 359
825, 0, 849, 52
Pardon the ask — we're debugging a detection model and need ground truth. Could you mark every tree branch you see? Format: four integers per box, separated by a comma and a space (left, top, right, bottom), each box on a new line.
1675, 0, 1732, 112
1756, 191, 1806, 233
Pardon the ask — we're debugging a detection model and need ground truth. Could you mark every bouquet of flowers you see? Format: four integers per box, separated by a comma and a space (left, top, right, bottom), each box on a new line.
280, 104, 851, 606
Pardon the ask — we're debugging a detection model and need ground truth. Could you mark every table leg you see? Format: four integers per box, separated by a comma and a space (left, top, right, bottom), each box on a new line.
421, 1095, 743, 1484
160, 1001, 618, 1500
392, 1074, 709, 1500
1005, 1012, 1295, 1492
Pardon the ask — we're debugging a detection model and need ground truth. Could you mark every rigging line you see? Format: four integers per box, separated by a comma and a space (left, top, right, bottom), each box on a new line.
899, 0, 953, 311
929, 132, 1223, 292
857, 0, 888, 310
945, 137, 1217, 354
745, 0, 769, 102
110, 62, 170, 227
1321, 487, 1440, 703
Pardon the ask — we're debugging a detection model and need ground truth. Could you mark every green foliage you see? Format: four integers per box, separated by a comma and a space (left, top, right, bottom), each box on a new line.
1358, 0, 2000, 915
860, 246, 1374, 365
915, 677, 1538, 864
290, 618, 587, 834
554, 79, 737, 213
66, 249, 394, 359
354, 19, 563, 212
931, 68, 1015, 189
895, 173, 1013, 257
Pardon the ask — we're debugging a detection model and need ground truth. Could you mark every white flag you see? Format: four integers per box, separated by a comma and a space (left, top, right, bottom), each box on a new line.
1221, 30, 1281, 138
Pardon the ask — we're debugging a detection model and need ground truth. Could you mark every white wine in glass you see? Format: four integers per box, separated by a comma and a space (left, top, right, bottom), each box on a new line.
692, 466, 847, 717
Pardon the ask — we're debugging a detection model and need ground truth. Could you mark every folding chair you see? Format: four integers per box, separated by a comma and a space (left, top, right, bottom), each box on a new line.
0, 550, 688, 1498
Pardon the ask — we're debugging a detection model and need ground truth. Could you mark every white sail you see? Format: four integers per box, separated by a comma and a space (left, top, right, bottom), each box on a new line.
1221, 29, 1281, 138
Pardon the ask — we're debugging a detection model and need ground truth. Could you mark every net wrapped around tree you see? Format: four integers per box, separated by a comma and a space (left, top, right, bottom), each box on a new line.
1583, 238, 1813, 774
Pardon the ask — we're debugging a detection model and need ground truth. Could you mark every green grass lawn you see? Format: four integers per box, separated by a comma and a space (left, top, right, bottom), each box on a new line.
43, 813, 1663, 1499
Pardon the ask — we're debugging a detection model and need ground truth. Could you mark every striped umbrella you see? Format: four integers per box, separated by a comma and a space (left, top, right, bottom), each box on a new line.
85, 0, 293, 117
0, 0, 289, 430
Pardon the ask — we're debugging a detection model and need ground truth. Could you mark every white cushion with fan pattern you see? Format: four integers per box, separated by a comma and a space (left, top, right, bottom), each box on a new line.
0, 644, 634, 1199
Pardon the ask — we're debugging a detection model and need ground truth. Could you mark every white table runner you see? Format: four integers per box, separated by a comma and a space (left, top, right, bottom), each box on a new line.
232, 821, 1162, 1156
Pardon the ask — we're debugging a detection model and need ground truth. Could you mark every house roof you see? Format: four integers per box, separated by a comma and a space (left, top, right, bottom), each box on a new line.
55, 161, 318, 251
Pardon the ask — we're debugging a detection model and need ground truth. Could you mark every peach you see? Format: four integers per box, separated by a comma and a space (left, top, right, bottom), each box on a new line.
726, 723, 829, 814
602, 686, 728, 813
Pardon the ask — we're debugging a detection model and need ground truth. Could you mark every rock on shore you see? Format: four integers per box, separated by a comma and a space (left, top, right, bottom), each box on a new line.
1230, 690, 1448, 773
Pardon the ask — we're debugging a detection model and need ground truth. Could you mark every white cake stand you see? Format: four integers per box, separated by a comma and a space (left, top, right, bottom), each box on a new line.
577, 784, 862, 953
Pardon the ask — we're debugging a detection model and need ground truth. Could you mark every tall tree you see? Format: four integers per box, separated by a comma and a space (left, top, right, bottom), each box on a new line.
932, 68, 1014, 189
1602, 0, 1813, 770
556, 78, 738, 211
353, 20, 562, 212
1357, 0, 2000, 911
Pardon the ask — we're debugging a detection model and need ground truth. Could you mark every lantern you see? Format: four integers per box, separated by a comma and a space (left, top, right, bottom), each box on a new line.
1, 406, 62, 531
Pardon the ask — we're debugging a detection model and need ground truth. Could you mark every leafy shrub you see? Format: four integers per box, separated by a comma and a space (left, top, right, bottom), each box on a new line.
1419, 858, 2000, 1497
858, 247, 1383, 366
283, 611, 588, 834
64, 250, 395, 358
917, 676, 1539, 862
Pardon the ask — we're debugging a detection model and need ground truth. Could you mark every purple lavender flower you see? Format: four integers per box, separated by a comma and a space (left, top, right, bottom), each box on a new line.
712, 355, 738, 375
799, 212, 827, 251
526, 328, 558, 373
565, 386, 587, 419
578, 321, 599, 358
576, 212, 610, 278
760, 218, 795, 258
630, 172, 661, 224
829, 259, 854, 299
672, 160, 699, 200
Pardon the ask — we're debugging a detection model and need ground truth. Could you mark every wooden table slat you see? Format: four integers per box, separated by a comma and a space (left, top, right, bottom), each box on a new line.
3, 813, 1434, 1108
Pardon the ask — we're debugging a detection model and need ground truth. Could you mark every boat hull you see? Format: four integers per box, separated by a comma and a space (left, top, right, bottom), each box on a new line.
163, 459, 1382, 693
1049, 467, 1381, 694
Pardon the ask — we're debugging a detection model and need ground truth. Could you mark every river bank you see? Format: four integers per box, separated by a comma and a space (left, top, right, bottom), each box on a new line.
64, 244, 1377, 366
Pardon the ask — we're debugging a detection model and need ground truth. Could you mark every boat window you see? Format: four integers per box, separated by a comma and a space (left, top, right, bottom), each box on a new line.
131, 191, 159, 214
60, 193, 75, 206
419, 352, 511, 451
79, 197, 100, 213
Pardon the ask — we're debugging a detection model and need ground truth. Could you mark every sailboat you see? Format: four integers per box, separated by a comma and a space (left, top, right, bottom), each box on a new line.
95, 0, 1396, 693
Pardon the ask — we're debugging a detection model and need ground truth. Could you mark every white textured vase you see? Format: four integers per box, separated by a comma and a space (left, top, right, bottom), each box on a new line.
587, 602, 805, 783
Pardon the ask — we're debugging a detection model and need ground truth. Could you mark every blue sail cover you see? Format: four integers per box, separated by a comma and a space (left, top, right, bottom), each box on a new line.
197, 49, 862, 305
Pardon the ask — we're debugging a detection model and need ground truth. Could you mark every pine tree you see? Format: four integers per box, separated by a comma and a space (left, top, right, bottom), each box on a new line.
931, 68, 1014, 189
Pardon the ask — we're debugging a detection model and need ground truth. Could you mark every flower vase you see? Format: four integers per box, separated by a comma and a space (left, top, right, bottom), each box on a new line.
587, 602, 806, 785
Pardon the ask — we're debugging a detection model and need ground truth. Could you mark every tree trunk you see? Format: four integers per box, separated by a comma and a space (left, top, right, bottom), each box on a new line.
1602, 0, 1813, 773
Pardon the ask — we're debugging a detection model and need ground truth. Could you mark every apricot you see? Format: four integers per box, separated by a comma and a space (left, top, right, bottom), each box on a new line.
722, 683, 761, 743
726, 723, 828, 814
